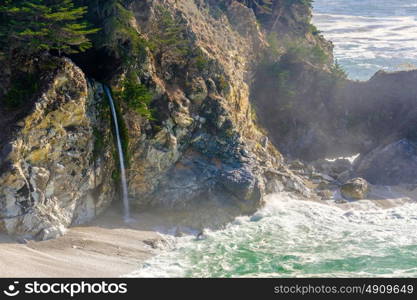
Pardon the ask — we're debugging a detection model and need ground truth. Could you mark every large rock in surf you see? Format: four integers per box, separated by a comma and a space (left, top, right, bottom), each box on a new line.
341, 177, 370, 200
354, 139, 417, 185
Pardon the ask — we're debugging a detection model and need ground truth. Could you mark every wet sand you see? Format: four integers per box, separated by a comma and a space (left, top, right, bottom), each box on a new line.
0, 209, 164, 278
0, 203, 255, 278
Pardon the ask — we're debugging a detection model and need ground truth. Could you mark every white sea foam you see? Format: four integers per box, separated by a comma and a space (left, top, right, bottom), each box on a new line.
313, 14, 417, 60
313, 0, 417, 80
129, 193, 417, 278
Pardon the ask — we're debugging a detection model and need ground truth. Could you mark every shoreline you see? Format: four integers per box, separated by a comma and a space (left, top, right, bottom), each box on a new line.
0, 208, 164, 278
1, 184, 416, 277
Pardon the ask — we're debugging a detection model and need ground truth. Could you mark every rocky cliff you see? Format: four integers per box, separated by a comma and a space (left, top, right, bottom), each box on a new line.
1, 0, 416, 240
0, 0, 316, 239
253, 60, 417, 163
0, 57, 115, 239
101, 0, 316, 226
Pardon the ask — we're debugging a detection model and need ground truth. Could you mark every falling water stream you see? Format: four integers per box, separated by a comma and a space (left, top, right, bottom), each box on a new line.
103, 85, 130, 221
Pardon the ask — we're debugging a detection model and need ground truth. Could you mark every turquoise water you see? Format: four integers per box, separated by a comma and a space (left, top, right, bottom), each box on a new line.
131, 1, 417, 278
313, 0, 417, 80
132, 194, 417, 277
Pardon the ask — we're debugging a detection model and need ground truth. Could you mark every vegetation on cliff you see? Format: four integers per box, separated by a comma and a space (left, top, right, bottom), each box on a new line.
77, 0, 148, 63
235, 0, 314, 29
0, 0, 99, 110
0, 0, 98, 60
148, 6, 211, 76
117, 74, 154, 120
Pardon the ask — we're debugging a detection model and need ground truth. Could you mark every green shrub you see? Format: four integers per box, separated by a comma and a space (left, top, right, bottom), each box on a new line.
265, 32, 281, 58
268, 63, 296, 99
217, 75, 229, 92
331, 60, 348, 79
148, 6, 190, 63
311, 45, 329, 65
119, 75, 154, 120
307, 24, 321, 35
192, 48, 210, 72
0, 0, 98, 59
87, 0, 147, 63
284, 43, 310, 63
282, 42, 329, 66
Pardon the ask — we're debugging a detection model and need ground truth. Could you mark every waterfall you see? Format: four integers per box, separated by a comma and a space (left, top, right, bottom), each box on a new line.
103, 85, 130, 221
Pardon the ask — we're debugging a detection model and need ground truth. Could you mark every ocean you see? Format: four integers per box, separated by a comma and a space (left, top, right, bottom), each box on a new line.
312, 0, 417, 80
131, 194, 417, 277
130, 1, 417, 278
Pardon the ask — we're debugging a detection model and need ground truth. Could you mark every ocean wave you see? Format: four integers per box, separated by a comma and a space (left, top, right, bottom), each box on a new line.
312, 6, 417, 80
313, 0, 417, 17
129, 193, 417, 278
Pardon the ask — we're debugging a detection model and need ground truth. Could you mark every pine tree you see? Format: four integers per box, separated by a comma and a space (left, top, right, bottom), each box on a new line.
149, 6, 190, 65
0, 0, 99, 59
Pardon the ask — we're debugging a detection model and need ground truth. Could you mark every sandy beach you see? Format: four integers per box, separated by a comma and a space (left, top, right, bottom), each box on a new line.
0, 208, 165, 278
0, 202, 254, 278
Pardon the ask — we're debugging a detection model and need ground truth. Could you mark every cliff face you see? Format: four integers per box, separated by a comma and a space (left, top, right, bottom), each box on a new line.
2, 0, 415, 239
0, 0, 316, 238
115, 0, 311, 223
253, 65, 417, 162
0, 58, 115, 239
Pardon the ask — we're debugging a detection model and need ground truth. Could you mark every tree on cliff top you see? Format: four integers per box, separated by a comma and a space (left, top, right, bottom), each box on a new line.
0, 0, 99, 60
235, 0, 314, 28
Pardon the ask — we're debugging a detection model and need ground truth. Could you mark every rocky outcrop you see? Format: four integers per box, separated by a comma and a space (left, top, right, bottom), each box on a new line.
0, 58, 115, 239
311, 158, 353, 183
1, 0, 320, 237
253, 60, 417, 162
8, 0, 414, 238
355, 139, 417, 185
340, 178, 369, 200
105, 0, 310, 224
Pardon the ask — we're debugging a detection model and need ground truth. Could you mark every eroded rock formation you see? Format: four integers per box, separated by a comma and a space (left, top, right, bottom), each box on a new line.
1, 0, 316, 239
0, 58, 115, 239
253, 64, 417, 163
1, 0, 416, 239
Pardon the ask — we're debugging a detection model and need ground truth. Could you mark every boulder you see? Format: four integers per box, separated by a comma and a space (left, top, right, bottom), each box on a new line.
354, 139, 417, 185
311, 158, 353, 178
340, 177, 370, 200
317, 189, 334, 200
